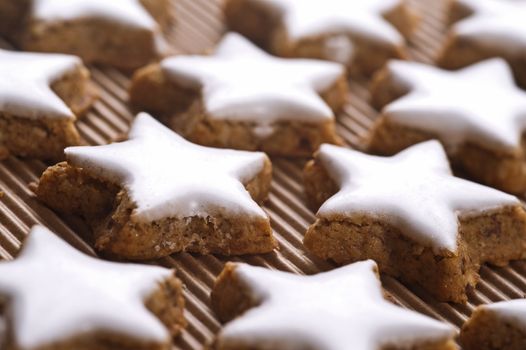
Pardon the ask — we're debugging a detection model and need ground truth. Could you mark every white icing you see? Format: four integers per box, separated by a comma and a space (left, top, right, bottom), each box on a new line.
161, 33, 343, 134
32, 0, 157, 30
0, 225, 172, 349
484, 299, 526, 326
251, 0, 404, 44
0, 49, 81, 120
218, 260, 455, 349
316, 141, 519, 252
382, 59, 526, 152
453, 0, 526, 52
66, 113, 269, 222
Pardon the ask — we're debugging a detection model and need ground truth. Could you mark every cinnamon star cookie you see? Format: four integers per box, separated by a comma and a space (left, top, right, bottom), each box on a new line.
304, 141, 526, 303
0, 225, 186, 350
369, 59, 526, 194
0, 49, 97, 160
130, 33, 346, 157
224, 0, 417, 76
211, 260, 457, 349
36, 113, 277, 260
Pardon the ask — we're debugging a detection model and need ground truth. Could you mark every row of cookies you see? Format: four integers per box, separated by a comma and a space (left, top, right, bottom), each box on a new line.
2, 0, 522, 79
2, 222, 524, 349
1, 225, 460, 349
3, 0, 526, 193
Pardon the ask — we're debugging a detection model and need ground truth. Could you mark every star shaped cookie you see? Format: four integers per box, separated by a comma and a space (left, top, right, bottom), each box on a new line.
224, 0, 417, 76
369, 59, 526, 193
304, 141, 526, 302
130, 33, 346, 156
440, 0, 526, 87
211, 260, 456, 349
0, 0, 170, 69
36, 113, 277, 260
0, 49, 96, 160
0, 225, 185, 350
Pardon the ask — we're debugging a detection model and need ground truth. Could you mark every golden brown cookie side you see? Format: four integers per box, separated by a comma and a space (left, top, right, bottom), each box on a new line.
303, 159, 339, 210
51, 64, 98, 118
145, 272, 187, 338
20, 19, 160, 70
304, 215, 469, 303
456, 139, 526, 195
444, 0, 475, 26
129, 63, 199, 116
36, 157, 276, 260
211, 262, 262, 323
460, 306, 526, 350
0, 114, 81, 162
169, 100, 342, 157
369, 64, 413, 111
383, 1, 420, 40
223, 0, 282, 51
140, 0, 172, 30
321, 74, 349, 113
35, 162, 119, 221
366, 118, 436, 156
0, 0, 29, 38
92, 182, 275, 260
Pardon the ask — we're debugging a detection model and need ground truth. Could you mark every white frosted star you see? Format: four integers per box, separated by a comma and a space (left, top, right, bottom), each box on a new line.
161, 33, 344, 124
381, 59, 526, 151
315, 141, 519, 252
216, 260, 455, 350
32, 0, 157, 30
65, 113, 269, 222
253, 0, 404, 44
452, 0, 526, 49
0, 49, 81, 119
0, 225, 173, 349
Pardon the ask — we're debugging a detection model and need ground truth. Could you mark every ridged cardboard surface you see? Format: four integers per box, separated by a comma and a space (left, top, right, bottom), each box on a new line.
2, 0, 526, 348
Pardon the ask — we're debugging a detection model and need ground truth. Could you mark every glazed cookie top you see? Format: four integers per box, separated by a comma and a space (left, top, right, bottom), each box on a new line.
32, 0, 157, 31
66, 113, 269, 222
381, 59, 526, 153
162, 33, 344, 135
315, 141, 519, 252
0, 49, 81, 120
451, 0, 526, 50
0, 225, 173, 349
250, 0, 405, 44
217, 260, 455, 349
484, 299, 526, 326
